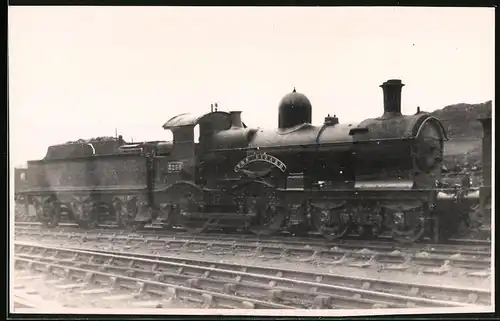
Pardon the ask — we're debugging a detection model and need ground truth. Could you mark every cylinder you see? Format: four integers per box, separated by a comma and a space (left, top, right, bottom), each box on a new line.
380, 79, 405, 117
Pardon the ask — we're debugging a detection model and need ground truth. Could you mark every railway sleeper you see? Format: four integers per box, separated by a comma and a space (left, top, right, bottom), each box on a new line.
15, 258, 292, 309
14, 252, 410, 308
18, 253, 466, 309
14, 243, 491, 306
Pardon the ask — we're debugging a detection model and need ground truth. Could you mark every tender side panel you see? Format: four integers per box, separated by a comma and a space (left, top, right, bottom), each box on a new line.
93, 155, 148, 188
27, 155, 149, 191
29, 160, 90, 188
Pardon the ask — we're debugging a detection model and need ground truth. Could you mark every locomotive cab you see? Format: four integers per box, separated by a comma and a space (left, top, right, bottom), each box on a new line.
159, 109, 264, 233
161, 111, 233, 186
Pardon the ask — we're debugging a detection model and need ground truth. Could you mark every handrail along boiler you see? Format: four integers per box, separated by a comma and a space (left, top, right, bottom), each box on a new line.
18, 79, 487, 243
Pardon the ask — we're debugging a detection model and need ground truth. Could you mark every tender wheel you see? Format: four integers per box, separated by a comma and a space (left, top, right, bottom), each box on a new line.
113, 197, 140, 230
59, 204, 75, 223
72, 198, 99, 229
77, 206, 99, 229
311, 206, 351, 241
36, 198, 61, 228
389, 208, 426, 243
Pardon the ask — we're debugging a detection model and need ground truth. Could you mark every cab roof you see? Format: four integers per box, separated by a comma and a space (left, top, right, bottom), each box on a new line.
162, 111, 232, 130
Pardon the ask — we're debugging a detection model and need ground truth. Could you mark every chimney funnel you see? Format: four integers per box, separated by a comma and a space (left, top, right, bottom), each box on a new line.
230, 111, 243, 128
380, 79, 404, 117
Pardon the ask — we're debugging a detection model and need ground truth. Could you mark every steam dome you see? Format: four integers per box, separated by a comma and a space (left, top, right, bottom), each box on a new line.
278, 88, 312, 129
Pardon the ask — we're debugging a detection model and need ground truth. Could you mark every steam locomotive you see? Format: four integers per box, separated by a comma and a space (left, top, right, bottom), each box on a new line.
15, 79, 490, 243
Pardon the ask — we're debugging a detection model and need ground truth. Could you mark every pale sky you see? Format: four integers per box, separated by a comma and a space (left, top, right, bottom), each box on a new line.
8, 6, 495, 167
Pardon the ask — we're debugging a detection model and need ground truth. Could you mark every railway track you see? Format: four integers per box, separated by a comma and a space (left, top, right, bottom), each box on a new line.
15, 225, 492, 275
14, 244, 290, 309
14, 222, 491, 254
12, 289, 53, 310
14, 221, 492, 245
12, 275, 67, 311
14, 242, 491, 309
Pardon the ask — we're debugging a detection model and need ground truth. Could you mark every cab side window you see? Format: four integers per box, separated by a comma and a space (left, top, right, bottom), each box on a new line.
194, 124, 200, 144
20, 172, 26, 181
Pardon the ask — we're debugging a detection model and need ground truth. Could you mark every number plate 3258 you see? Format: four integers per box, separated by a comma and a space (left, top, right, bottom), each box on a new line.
167, 162, 183, 173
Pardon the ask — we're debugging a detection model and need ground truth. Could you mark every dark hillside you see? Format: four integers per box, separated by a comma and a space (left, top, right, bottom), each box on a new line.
429, 100, 492, 185
430, 100, 492, 139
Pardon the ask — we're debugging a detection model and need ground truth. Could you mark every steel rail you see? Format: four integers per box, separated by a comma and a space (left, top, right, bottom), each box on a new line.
11, 288, 65, 310
14, 221, 491, 247
14, 221, 491, 250
14, 260, 291, 309
12, 291, 43, 309
14, 224, 491, 257
14, 242, 491, 308
15, 228, 492, 271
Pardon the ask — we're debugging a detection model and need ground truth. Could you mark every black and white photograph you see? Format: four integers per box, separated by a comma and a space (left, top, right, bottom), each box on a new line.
8, 6, 494, 317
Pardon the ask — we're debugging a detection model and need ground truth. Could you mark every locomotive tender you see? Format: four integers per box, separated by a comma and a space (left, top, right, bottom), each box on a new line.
18, 79, 487, 243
